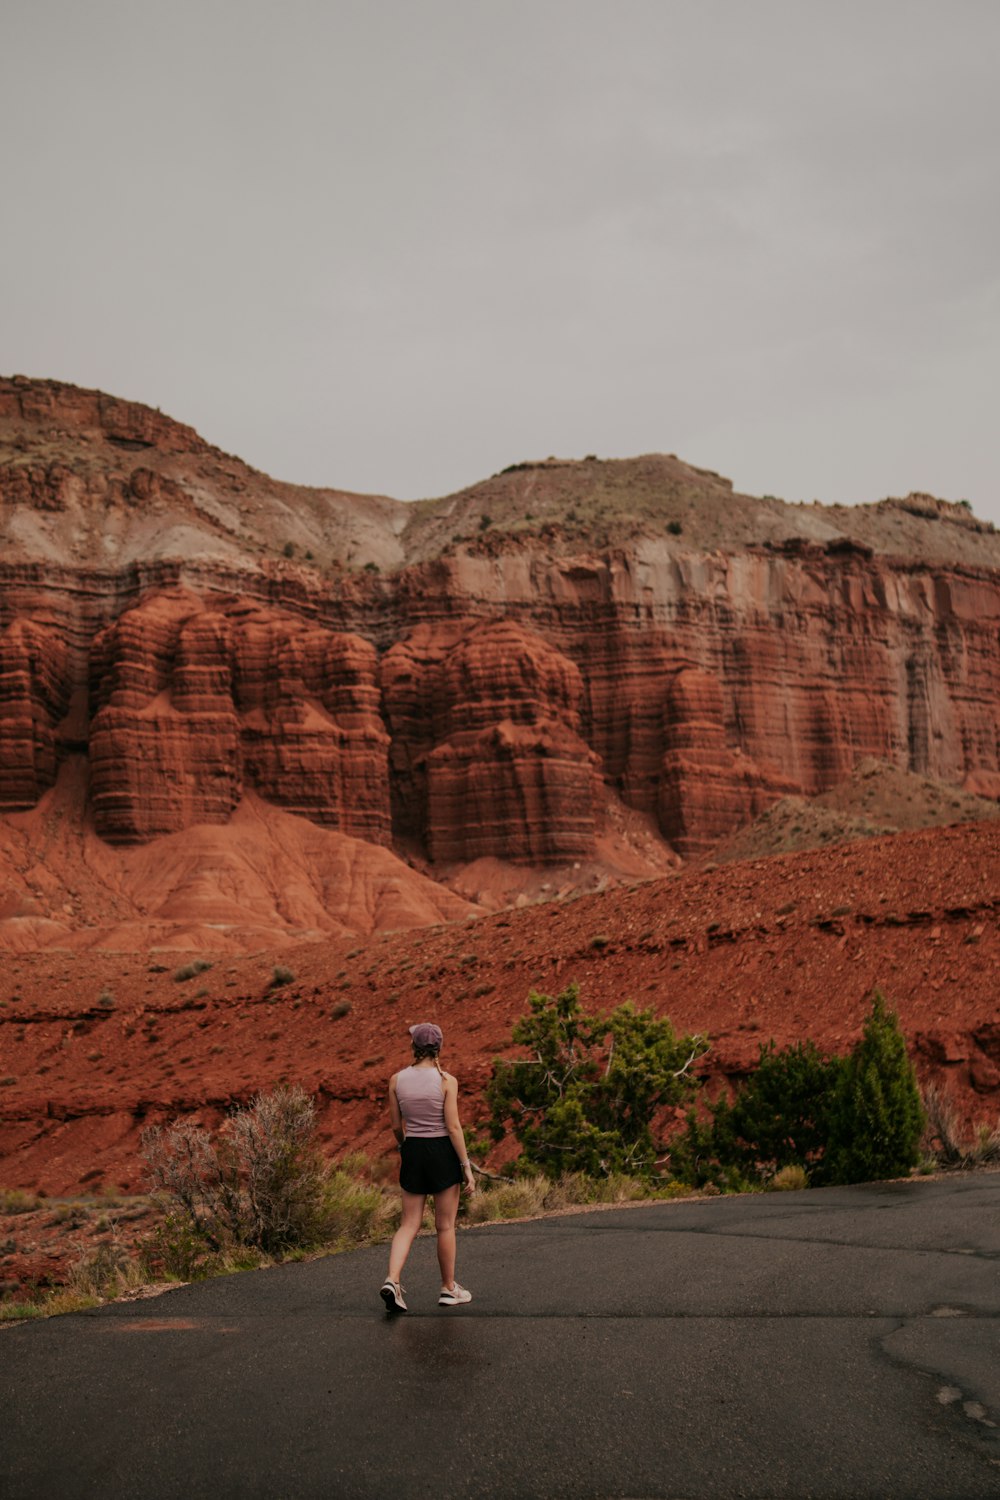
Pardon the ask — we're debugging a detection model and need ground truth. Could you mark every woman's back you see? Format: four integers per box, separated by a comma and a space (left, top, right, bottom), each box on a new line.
394, 1064, 447, 1137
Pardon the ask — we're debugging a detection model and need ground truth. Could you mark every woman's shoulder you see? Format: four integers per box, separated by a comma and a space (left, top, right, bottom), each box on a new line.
441, 1069, 458, 1087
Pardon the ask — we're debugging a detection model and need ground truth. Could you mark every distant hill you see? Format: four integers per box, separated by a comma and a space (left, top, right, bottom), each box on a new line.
710, 759, 1000, 864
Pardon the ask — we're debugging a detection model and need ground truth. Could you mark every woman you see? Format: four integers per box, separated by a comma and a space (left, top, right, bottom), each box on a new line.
380, 1021, 477, 1313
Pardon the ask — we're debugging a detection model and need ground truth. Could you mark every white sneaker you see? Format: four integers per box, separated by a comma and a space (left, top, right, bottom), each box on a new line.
380, 1280, 407, 1313
438, 1281, 472, 1306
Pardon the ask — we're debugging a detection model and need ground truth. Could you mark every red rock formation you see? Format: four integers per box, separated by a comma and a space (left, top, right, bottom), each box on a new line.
658, 668, 798, 857
0, 376, 203, 453
89, 591, 391, 844
89, 593, 241, 841
234, 609, 390, 839
0, 615, 71, 808
382, 620, 601, 862
2, 379, 1000, 880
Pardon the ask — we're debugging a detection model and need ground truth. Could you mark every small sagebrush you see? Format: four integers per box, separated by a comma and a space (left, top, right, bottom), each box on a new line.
0, 1188, 41, 1214
922, 1085, 1000, 1169
768, 1164, 809, 1191
174, 960, 213, 983
143, 1086, 340, 1259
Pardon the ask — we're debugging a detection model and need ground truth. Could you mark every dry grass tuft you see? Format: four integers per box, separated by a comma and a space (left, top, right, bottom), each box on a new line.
922, 1085, 1000, 1170
767, 1164, 809, 1191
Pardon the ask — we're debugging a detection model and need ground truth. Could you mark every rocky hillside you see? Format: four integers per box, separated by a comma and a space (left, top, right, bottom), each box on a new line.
2, 377, 999, 947
1, 820, 996, 1204
711, 759, 1000, 864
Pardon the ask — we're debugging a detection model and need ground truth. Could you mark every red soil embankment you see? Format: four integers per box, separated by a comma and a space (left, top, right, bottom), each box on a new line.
0, 821, 996, 1203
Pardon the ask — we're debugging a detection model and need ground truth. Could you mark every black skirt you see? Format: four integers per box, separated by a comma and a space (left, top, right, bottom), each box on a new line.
399, 1136, 463, 1195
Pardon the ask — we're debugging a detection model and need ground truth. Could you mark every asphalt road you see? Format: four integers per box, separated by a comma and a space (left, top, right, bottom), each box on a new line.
2, 1174, 999, 1499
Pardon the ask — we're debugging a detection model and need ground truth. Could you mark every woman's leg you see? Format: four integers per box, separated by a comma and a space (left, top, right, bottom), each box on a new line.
433, 1184, 461, 1288
387, 1191, 426, 1283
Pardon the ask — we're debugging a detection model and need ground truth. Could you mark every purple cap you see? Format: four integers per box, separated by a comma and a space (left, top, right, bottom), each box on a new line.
409, 1022, 443, 1049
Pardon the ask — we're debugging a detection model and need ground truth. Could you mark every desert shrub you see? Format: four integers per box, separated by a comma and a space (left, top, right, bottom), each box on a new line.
68, 1240, 133, 1299
464, 1169, 670, 1224
671, 997, 925, 1190
174, 959, 213, 983
321, 1170, 393, 1245
967, 1122, 1000, 1166
0, 1301, 47, 1321
486, 983, 708, 1177
768, 1164, 809, 1191
921, 1083, 966, 1168
141, 1211, 218, 1280
0, 1188, 42, 1214
142, 1085, 332, 1257
331, 1000, 353, 1020
270, 966, 295, 989
97, 990, 115, 1009
667, 520, 683, 535
463, 1177, 550, 1223
667, 1110, 756, 1193
824, 993, 925, 1185
710, 1040, 841, 1180
283, 540, 295, 557
921, 1085, 1000, 1169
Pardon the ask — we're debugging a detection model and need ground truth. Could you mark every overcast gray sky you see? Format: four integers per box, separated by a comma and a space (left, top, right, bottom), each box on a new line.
3, 1, 998, 525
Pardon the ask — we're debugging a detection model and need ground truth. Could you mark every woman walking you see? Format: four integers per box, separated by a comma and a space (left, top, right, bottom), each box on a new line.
380, 1022, 476, 1313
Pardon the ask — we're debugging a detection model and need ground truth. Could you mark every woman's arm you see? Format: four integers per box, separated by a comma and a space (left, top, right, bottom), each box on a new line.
443, 1074, 476, 1194
388, 1073, 404, 1147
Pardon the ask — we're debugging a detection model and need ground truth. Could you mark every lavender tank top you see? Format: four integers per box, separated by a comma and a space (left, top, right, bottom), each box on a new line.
395, 1065, 447, 1138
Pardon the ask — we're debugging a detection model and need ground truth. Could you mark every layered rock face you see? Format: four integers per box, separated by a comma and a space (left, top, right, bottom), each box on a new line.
1, 378, 999, 870
0, 615, 72, 808
381, 620, 601, 862
658, 668, 798, 857
89, 591, 391, 843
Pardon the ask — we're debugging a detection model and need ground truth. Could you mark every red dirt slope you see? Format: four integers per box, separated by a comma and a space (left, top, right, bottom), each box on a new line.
0, 821, 996, 1202
0, 760, 474, 951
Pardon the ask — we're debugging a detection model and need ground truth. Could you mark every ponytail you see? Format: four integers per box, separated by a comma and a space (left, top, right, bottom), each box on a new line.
412, 1042, 442, 1072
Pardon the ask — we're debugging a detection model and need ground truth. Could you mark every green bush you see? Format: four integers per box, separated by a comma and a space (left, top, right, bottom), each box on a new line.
486, 983, 708, 1177
669, 998, 923, 1190
825, 992, 925, 1184
713, 1040, 841, 1179
141, 1211, 213, 1280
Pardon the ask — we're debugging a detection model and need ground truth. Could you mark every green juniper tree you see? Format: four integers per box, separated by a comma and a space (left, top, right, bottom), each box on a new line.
670, 995, 923, 1190
825, 991, 925, 1185
487, 983, 708, 1177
